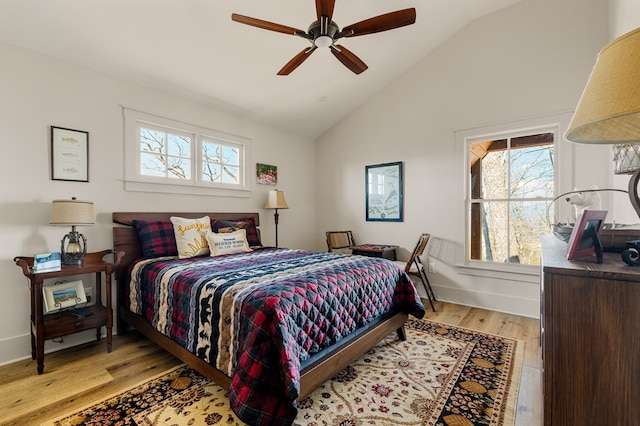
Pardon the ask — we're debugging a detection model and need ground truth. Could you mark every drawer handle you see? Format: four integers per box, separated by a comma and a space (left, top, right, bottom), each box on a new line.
74, 320, 83, 328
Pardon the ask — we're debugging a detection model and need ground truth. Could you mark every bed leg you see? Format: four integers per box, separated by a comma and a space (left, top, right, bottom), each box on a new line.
116, 306, 129, 336
396, 325, 407, 341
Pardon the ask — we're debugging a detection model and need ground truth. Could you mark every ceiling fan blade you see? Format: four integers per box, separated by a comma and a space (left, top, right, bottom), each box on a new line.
330, 45, 368, 75
232, 13, 305, 36
341, 8, 416, 37
277, 47, 317, 75
316, 0, 335, 21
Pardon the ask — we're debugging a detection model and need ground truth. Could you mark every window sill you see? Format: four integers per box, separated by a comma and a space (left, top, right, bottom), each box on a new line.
456, 262, 539, 283
124, 180, 250, 198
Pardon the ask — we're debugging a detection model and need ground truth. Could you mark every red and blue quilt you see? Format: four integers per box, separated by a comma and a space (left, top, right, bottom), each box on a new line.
127, 247, 425, 425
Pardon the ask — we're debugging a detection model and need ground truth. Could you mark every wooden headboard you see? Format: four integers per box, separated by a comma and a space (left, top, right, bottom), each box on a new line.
112, 212, 260, 283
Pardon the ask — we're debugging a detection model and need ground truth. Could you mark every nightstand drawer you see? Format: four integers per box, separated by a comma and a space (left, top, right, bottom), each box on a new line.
39, 306, 108, 340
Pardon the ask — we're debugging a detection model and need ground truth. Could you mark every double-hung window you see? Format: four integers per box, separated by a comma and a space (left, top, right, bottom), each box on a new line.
124, 107, 251, 197
459, 113, 572, 271
467, 131, 554, 265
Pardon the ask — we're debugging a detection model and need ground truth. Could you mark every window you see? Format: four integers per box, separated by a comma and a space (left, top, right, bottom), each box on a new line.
124, 108, 251, 197
467, 131, 554, 266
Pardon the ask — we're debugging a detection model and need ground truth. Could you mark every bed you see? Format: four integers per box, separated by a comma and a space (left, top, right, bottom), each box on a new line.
112, 211, 425, 425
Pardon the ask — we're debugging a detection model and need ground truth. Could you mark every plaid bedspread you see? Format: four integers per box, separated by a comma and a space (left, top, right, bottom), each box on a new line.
127, 248, 425, 425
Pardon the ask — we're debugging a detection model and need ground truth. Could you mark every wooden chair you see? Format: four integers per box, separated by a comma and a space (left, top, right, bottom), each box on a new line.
396, 233, 436, 311
326, 231, 355, 253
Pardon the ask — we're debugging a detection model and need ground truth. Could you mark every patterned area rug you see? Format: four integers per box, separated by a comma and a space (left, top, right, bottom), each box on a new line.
44, 319, 523, 426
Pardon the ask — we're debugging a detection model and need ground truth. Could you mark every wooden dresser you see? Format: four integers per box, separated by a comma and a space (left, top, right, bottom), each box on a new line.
540, 236, 640, 426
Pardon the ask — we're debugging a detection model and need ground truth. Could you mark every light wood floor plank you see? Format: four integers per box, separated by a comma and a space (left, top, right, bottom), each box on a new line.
0, 363, 113, 425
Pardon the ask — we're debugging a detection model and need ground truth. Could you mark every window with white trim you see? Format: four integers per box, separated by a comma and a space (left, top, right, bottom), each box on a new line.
123, 107, 251, 196
458, 113, 578, 271
467, 130, 554, 266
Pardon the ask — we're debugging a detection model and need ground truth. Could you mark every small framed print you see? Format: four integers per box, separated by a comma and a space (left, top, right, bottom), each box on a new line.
257, 163, 277, 185
51, 126, 89, 182
566, 209, 607, 262
43, 280, 87, 313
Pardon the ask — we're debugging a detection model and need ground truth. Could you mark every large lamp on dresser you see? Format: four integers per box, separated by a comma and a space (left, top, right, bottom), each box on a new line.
50, 197, 95, 265
565, 27, 640, 216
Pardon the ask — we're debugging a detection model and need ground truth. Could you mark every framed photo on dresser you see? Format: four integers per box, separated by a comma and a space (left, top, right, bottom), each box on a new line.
566, 209, 607, 262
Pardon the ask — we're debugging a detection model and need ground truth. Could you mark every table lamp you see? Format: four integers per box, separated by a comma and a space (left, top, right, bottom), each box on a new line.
50, 197, 95, 265
264, 189, 289, 248
565, 27, 640, 217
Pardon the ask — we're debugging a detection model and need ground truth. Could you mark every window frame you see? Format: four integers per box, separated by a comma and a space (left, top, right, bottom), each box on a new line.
457, 112, 574, 277
123, 107, 251, 197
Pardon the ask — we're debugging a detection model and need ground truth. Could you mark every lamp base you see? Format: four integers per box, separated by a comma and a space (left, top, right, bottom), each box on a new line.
628, 168, 640, 219
61, 253, 85, 265
60, 229, 87, 265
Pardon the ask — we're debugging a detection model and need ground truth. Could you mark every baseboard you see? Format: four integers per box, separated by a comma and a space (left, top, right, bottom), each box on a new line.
432, 285, 540, 319
0, 329, 108, 368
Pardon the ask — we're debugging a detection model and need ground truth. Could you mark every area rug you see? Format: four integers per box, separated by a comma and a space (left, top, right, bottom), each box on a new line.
44, 319, 523, 426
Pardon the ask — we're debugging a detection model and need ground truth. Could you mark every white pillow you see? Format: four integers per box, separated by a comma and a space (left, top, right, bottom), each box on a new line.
170, 216, 212, 258
206, 229, 252, 256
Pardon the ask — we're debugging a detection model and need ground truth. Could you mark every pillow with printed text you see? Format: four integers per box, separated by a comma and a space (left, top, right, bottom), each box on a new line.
206, 229, 252, 256
170, 216, 212, 259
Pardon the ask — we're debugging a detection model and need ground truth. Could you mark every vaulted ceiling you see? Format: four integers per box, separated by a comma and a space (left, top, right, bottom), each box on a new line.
0, 0, 522, 139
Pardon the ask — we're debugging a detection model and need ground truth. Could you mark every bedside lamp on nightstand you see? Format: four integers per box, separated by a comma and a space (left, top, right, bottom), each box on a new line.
50, 197, 94, 265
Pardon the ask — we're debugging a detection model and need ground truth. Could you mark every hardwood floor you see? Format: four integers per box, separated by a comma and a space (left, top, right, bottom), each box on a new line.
0, 301, 542, 425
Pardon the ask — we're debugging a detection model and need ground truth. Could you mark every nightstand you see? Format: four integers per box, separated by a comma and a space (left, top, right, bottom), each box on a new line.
350, 244, 399, 260
14, 250, 123, 374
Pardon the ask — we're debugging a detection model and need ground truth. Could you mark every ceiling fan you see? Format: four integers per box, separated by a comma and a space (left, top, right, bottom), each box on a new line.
231, 0, 416, 75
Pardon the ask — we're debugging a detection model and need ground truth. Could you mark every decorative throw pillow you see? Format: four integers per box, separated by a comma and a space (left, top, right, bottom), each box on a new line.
133, 220, 178, 258
206, 229, 252, 256
170, 216, 212, 259
212, 217, 262, 247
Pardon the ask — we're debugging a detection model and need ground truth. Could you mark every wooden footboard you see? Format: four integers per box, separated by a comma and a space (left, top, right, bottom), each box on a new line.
121, 306, 406, 400
112, 211, 410, 402
299, 311, 407, 399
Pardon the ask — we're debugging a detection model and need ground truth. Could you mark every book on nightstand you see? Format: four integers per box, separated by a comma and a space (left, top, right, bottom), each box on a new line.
32, 252, 61, 273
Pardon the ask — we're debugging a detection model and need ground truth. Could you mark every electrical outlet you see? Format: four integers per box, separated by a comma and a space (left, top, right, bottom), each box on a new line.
428, 262, 436, 273
84, 287, 93, 304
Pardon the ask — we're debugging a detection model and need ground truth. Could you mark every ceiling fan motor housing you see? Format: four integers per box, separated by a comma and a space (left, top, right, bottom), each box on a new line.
307, 20, 340, 47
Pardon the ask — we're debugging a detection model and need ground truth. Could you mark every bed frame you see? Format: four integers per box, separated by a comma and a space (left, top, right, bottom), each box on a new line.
112, 211, 408, 400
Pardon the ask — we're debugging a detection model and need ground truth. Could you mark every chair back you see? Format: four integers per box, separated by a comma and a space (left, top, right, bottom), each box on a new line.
326, 231, 355, 252
405, 233, 430, 273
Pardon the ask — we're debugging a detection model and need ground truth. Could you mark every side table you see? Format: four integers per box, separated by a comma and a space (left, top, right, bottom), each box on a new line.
14, 250, 123, 374
350, 244, 399, 260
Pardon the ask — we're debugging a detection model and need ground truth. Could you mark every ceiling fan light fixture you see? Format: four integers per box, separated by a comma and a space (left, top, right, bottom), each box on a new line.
314, 35, 333, 48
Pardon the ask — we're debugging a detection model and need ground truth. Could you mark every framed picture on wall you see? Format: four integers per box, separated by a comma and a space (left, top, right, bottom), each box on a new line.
365, 161, 404, 222
51, 126, 89, 182
256, 163, 277, 185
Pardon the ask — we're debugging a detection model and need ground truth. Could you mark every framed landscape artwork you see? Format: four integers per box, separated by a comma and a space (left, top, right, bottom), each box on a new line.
366, 161, 403, 222
43, 280, 87, 313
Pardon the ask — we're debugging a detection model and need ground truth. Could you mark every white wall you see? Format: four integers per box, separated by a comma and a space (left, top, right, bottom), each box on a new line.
610, 0, 640, 36
316, 0, 610, 318
608, 0, 640, 221
0, 41, 316, 366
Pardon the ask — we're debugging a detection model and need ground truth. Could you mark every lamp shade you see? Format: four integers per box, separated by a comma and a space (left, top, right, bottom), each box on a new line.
264, 190, 289, 209
565, 27, 640, 144
50, 198, 95, 226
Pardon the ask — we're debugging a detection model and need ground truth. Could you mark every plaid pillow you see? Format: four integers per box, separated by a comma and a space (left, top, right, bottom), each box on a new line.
212, 217, 262, 247
133, 220, 178, 258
